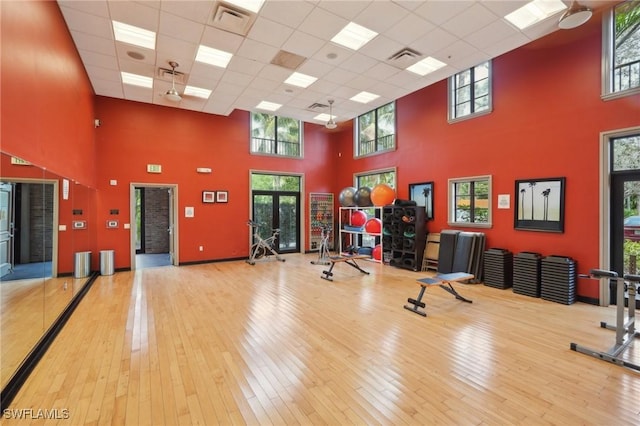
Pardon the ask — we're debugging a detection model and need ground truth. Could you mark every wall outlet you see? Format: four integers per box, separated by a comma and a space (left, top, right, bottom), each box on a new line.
199, 246, 203, 251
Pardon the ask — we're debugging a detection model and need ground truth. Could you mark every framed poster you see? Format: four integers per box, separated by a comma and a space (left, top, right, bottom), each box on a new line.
514, 177, 565, 232
408, 181, 433, 220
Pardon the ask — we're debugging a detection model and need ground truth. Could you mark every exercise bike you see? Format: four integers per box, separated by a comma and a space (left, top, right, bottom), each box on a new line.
311, 224, 332, 265
246, 220, 286, 265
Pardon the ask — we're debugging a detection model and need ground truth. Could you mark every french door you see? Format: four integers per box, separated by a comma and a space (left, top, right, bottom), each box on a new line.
251, 191, 300, 254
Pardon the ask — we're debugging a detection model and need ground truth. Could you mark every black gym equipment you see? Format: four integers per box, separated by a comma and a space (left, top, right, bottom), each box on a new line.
570, 269, 639, 372
404, 272, 474, 317
321, 254, 370, 281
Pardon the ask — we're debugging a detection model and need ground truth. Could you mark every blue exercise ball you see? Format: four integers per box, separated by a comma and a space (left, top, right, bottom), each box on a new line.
339, 186, 357, 207
354, 186, 373, 207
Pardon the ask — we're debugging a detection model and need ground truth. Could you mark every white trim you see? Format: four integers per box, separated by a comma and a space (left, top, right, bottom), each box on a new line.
447, 174, 492, 228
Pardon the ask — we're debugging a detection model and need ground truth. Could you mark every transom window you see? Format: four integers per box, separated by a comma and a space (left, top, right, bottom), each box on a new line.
448, 61, 492, 122
250, 112, 302, 158
448, 175, 492, 227
355, 168, 396, 190
355, 102, 396, 157
602, 1, 640, 98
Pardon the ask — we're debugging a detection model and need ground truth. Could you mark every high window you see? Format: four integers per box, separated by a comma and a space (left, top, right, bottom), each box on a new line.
355, 168, 396, 190
448, 61, 492, 122
448, 175, 492, 227
355, 102, 396, 157
602, 1, 640, 98
250, 112, 302, 158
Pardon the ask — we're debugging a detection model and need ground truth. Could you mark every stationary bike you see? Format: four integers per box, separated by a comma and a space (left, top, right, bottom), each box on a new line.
246, 220, 286, 265
311, 224, 332, 265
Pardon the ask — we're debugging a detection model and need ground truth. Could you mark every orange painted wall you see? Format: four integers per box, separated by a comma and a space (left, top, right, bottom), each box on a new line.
332, 13, 639, 301
94, 98, 334, 268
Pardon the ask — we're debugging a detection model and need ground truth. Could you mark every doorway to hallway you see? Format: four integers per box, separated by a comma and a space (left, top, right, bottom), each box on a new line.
130, 184, 178, 270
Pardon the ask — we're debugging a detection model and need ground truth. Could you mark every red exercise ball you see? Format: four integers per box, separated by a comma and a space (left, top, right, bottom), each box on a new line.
350, 210, 367, 227
365, 218, 382, 234
370, 183, 396, 207
372, 244, 382, 261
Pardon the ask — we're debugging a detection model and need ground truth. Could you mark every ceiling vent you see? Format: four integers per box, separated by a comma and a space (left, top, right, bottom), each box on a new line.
307, 102, 329, 112
271, 50, 307, 70
157, 66, 186, 84
210, 2, 255, 36
387, 47, 422, 69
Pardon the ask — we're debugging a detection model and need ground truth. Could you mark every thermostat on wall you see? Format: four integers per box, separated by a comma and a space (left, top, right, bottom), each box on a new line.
106, 220, 119, 229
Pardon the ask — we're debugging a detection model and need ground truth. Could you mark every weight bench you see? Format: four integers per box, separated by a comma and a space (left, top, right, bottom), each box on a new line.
404, 272, 474, 316
321, 254, 371, 281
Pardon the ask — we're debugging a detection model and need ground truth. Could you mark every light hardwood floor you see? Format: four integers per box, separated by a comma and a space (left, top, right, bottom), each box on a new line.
4, 253, 640, 425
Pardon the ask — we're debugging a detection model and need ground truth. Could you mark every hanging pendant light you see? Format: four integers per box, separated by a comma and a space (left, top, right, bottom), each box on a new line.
558, 1, 592, 29
326, 99, 337, 129
165, 61, 182, 102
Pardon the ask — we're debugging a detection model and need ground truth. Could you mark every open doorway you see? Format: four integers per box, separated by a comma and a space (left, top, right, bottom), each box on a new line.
130, 184, 178, 270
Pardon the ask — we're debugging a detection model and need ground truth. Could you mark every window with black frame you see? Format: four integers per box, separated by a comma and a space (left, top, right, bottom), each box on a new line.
448, 61, 492, 122
250, 112, 302, 157
603, 1, 640, 98
355, 102, 395, 157
448, 175, 492, 227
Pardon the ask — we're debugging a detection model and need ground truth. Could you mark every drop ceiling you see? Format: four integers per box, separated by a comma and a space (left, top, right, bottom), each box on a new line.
57, 0, 608, 126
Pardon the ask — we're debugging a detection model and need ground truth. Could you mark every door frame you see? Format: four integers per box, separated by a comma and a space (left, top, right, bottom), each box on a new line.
0, 178, 58, 278
248, 170, 305, 254
129, 183, 179, 270
599, 125, 640, 306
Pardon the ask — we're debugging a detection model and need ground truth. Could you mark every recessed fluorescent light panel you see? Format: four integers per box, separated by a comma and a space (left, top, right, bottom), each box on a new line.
112, 21, 156, 50
406, 57, 447, 76
256, 101, 282, 111
196, 45, 233, 68
184, 86, 212, 99
331, 22, 378, 51
314, 113, 333, 122
284, 72, 317, 88
224, 0, 265, 13
121, 72, 153, 88
504, 0, 567, 30
350, 91, 380, 104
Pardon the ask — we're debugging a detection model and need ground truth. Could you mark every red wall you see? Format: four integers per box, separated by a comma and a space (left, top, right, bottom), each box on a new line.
94, 98, 334, 267
332, 13, 639, 300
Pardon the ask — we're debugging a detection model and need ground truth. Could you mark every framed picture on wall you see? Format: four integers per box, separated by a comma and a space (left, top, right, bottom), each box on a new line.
514, 177, 565, 232
216, 191, 228, 203
202, 191, 215, 203
408, 181, 434, 220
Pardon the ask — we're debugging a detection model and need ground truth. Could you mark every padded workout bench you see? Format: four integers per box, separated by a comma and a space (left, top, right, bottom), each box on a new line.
321, 255, 371, 281
404, 272, 474, 316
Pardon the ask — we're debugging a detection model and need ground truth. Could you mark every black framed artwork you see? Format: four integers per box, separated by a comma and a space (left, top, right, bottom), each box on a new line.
514, 177, 565, 232
408, 181, 433, 220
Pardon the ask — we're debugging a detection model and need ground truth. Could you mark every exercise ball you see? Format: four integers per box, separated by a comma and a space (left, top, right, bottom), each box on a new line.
370, 184, 396, 206
364, 218, 382, 234
339, 186, 357, 207
354, 186, 372, 207
350, 210, 367, 227
372, 244, 382, 261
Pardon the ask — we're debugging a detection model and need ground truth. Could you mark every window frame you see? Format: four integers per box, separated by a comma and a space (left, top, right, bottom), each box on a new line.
354, 102, 396, 158
447, 175, 492, 228
448, 61, 493, 123
601, 1, 640, 100
250, 112, 303, 158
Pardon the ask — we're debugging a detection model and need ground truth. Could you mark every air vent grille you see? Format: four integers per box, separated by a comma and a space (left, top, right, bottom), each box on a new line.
157, 67, 186, 84
307, 102, 328, 111
387, 47, 422, 69
211, 3, 255, 36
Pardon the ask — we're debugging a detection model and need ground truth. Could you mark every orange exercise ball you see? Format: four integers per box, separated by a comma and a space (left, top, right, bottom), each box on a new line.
370, 183, 396, 206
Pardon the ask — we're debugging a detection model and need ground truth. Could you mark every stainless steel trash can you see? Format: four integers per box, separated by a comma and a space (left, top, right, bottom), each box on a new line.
74, 251, 91, 278
100, 250, 115, 275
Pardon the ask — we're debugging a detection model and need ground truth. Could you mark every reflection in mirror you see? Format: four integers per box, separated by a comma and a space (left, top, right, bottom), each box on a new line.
0, 155, 46, 390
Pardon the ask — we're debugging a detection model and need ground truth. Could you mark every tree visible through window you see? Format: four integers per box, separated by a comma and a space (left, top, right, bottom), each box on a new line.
604, 1, 640, 96
251, 112, 302, 157
356, 102, 395, 157
448, 175, 492, 227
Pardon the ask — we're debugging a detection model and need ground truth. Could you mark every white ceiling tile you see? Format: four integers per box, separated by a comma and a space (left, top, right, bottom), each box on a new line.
281, 30, 325, 59
296, 58, 334, 79
260, 0, 315, 28
310, 42, 353, 66
384, 12, 436, 46
199, 26, 245, 53
58, 7, 113, 39
482, 32, 530, 59
466, 20, 522, 52
84, 65, 121, 83
258, 64, 294, 83
236, 38, 280, 64
115, 43, 156, 66
413, 1, 475, 26
123, 84, 153, 102
78, 49, 120, 70
358, 35, 404, 62
353, 1, 408, 33
91, 78, 124, 97
158, 11, 205, 43
443, 3, 500, 39
189, 61, 225, 81
70, 31, 116, 56
227, 55, 265, 76
316, 0, 371, 21
298, 7, 348, 40
366, 62, 402, 81
155, 36, 197, 70
58, 1, 110, 17
160, 1, 215, 25
339, 53, 378, 74
247, 16, 294, 48
411, 27, 458, 57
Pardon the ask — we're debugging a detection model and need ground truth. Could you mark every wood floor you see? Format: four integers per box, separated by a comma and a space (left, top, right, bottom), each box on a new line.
5, 253, 640, 425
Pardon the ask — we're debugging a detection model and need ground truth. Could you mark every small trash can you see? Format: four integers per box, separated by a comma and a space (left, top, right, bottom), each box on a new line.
74, 251, 91, 278
100, 250, 115, 276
